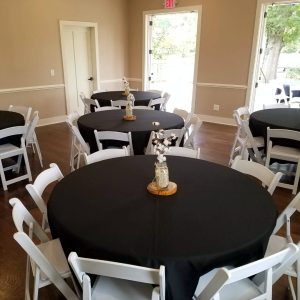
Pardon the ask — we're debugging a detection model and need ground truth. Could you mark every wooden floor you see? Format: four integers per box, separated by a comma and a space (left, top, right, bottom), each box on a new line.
0, 121, 297, 300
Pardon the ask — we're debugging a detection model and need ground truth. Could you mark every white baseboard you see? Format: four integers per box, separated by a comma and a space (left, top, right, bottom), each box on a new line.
196, 114, 236, 126
37, 115, 66, 127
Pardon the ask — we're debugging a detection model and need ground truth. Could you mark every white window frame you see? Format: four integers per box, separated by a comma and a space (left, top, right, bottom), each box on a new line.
142, 6, 202, 113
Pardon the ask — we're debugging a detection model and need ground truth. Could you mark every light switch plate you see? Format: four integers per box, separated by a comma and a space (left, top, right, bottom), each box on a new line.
50, 70, 55, 76
213, 104, 219, 111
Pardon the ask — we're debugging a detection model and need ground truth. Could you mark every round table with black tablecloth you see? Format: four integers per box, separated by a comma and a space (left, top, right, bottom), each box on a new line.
48, 156, 277, 300
77, 109, 184, 155
249, 108, 300, 149
0, 110, 25, 146
91, 91, 161, 110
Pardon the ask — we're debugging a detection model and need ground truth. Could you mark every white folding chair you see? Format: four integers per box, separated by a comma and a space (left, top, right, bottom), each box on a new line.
145, 128, 186, 155
194, 243, 299, 300
9, 198, 79, 300
263, 103, 290, 109
148, 98, 166, 111
79, 93, 100, 114
111, 100, 129, 108
184, 116, 203, 150
9, 105, 32, 124
94, 131, 134, 156
84, 147, 128, 165
0, 126, 32, 190
265, 191, 300, 300
69, 252, 165, 300
26, 112, 43, 168
229, 112, 265, 165
93, 89, 107, 94
290, 85, 300, 106
95, 106, 120, 112
133, 106, 154, 110
265, 128, 300, 195
232, 156, 283, 195
66, 111, 80, 127
26, 163, 63, 232
161, 92, 171, 112
66, 121, 90, 171
167, 147, 200, 159
276, 84, 289, 104
147, 90, 164, 97
173, 108, 193, 128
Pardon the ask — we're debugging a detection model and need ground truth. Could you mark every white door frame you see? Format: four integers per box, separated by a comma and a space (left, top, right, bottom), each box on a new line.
59, 20, 101, 114
245, 0, 300, 112
142, 6, 202, 113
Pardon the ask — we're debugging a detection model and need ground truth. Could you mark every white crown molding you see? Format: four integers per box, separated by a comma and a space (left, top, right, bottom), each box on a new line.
197, 83, 248, 90
37, 115, 66, 127
196, 114, 236, 126
100, 78, 143, 84
0, 84, 65, 95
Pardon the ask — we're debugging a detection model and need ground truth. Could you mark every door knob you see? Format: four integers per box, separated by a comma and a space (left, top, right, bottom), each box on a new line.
88, 77, 94, 81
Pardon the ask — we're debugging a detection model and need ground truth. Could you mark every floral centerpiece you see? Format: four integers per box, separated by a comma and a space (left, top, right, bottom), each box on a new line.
125, 93, 135, 119
122, 77, 130, 96
152, 130, 177, 188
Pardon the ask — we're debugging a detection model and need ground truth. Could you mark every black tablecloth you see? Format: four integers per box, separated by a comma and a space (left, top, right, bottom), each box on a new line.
0, 110, 25, 146
77, 110, 184, 155
91, 91, 161, 110
249, 108, 300, 149
48, 156, 277, 300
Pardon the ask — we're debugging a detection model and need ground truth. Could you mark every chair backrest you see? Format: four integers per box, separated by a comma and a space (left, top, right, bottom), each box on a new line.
67, 111, 80, 126
146, 128, 186, 155
148, 98, 166, 110
9, 198, 79, 300
9, 105, 32, 124
111, 100, 128, 108
79, 93, 100, 113
69, 252, 165, 300
25, 114, 39, 146
133, 106, 154, 110
167, 147, 200, 159
0, 125, 27, 140
84, 147, 128, 165
162, 92, 171, 111
173, 108, 193, 127
26, 164, 63, 219
68, 125, 90, 155
147, 89, 163, 97
267, 127, 300, 144
196, 243, 299, 300
184, 116, 203, 148
93, 89, 107, 94
94, 106, 120, 112
94, 130, 134, 155
231, 156, 282, 195
236, 106, 250, 119
263, 103, 290, 110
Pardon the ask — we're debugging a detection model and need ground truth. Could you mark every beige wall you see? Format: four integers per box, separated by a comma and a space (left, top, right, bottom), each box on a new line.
0, 0, 129, 120
128, 0, 257, 119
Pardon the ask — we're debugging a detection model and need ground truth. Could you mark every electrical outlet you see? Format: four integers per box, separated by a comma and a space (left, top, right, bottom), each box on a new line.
50, 70, 55, 76
213, 104, 220, 111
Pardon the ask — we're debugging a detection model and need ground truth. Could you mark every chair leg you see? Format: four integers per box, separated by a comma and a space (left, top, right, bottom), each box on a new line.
25, 255, 31, 300
229, 134, 238, 165
0, 159, 7, 191
70, 139, 75, 169
292, 161, 300, 195
34, 137, 43, 168
33, 267, 40, 300
288, 275, 297, 300
32, 143, 36, 153
16, 154, 22, 174
23, 151, 33, 182
76, 145, 82, 169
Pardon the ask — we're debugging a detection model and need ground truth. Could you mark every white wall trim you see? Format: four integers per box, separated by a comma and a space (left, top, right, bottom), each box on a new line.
100, 79, 123, 84
0, 84, 65, 95
197, 83, 247, 90
196, 114, 236, 126
128, 78, 143, 82
37, 115, 66, 127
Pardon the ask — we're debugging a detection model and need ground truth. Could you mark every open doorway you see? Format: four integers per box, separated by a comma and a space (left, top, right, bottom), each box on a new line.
143, 7, 202, 113
247, 2, 300, 111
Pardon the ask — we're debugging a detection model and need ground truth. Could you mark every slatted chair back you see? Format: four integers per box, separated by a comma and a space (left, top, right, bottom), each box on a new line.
173, 108, 193, 127
95, 106, 120, 112
9, 105, 32, 124
67, 111, 80, 127
94, 130, 134, 155
167, 147, 200, 159
184, 116, 202, 149
26, 164, 63, 231
236, 106, 250, 119
68, 125, 90, 155
0, 125, 27, 140
162, 92, 171, 111
133, 106, 154, 110
79, 93, 100, 114
267, 127, 300, 143
84, 147, 128, 165
148, 98, 166, 110
196, 243, 299, 300
231, 156, 282, 195
69, 252, 165, 300
111, 100, 128, 108
9, 198, 78, 300
263, 103, 290, 110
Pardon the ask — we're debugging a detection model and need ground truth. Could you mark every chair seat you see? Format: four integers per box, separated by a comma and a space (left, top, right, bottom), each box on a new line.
33, 238, 70, 281
0, 143, 20, 155
265, 235, 297, 277
270, 145, 300, 160
91, 276, 155, 300
245, 136, 264, 148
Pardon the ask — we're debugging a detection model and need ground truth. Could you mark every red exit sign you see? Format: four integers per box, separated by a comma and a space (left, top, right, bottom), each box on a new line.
165, 0, 176, 9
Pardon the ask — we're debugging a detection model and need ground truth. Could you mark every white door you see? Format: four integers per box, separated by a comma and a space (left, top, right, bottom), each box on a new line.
64, 26, 93, 114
